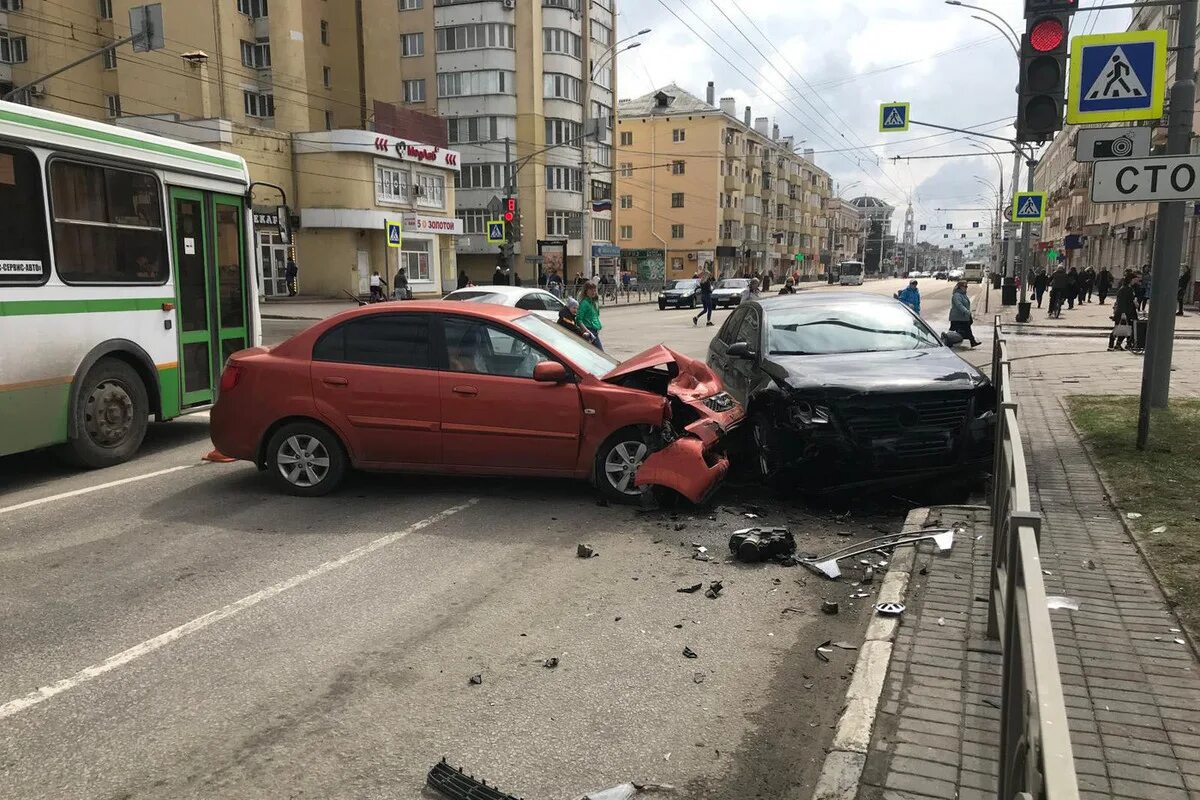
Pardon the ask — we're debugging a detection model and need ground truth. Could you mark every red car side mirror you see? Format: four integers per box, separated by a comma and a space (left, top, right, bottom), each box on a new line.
533, 362, 569, 383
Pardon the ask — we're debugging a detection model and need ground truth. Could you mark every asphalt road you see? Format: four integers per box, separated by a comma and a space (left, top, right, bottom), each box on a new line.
0, 293, 954, 800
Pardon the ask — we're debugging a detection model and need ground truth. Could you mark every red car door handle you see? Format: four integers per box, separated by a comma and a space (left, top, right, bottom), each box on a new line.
322, 377, 349, 386
452, 385, 478, 397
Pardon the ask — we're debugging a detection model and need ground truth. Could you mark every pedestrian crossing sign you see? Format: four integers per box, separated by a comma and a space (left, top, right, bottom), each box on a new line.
1068, 30, 1166, 124
386, 220, 402, 249
486, 219, 506, 244
879, 102, 910, 132
1011, 192, 1047, 223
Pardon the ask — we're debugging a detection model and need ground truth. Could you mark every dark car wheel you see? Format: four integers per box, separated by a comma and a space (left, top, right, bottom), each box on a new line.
63, 357, 149, 468
595, 427, 650, 503
659, 300, 667, 310
266, 421, 347, 496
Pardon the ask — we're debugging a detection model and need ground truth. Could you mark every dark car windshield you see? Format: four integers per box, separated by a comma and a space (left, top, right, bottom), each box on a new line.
767, 302, 941, 355
666, 280, 699, 290
717, 279, 749, 289
445, 290, 505, 303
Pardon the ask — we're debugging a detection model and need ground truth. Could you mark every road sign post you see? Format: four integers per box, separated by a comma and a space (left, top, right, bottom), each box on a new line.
486, 220, 506, 245
1091, 155, 1200, 203
1067, 30, 1167, 125
1074, 125, 1151, 163
386, 220, 402, 248
879, 102, 910, 132
1011, 192, 1047, 222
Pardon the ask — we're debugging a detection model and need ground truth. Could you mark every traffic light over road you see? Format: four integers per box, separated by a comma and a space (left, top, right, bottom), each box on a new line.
503, 197, 521, 243
1016, 8, 1074, 142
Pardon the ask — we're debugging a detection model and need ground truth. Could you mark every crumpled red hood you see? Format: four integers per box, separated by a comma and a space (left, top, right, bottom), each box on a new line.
602, 345, 725, 403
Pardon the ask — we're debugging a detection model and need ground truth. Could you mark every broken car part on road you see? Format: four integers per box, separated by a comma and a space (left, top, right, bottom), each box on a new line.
799, 527, 957, 579
427, 760, 674, 800
728, 526, 796, 563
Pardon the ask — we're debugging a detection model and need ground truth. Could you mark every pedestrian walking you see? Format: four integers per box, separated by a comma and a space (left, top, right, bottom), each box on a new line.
763, 271, 773, 292
1109, 275, 1138, 351
557, 297, 596, 344
547, 268, 563, 298
778, 277, 797, 295
693, 271, 716, 326
577, 281, 603, 350
748, 277, 761, 299
1082, 266, 1096, 303
894, 279, 921, 315
949, 281, 981, 347
457, 269, 470, 290
1065, 267, 1078, 310
493, 264, 506, 286
1096, 267, 1113, 305
1049, 265, 1068, 317
1179, 267, 1192, 316
1033, 269, 1048, 308
285, 257, 299, 296
1134, 272, 1148, 313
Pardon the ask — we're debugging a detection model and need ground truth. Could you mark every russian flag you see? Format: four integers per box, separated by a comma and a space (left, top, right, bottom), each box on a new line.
592, 198, 613, 212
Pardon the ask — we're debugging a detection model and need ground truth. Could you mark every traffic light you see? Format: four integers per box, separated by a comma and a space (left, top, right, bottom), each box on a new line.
1016, 6, 1074, 142
503, 196, 521, 242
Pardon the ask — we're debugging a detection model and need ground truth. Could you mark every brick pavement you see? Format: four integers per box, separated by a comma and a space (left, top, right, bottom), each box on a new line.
855, 330, 1200, 800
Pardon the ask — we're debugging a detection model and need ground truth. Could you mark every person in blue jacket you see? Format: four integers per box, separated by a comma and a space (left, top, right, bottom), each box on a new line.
895, 280, 921, 315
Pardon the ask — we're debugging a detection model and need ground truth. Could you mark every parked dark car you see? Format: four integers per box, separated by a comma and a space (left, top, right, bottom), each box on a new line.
658, 279, 701, 310
707, 293, 995, 492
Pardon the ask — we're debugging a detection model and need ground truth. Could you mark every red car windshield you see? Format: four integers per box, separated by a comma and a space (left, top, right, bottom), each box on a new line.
512, 314, 619, 378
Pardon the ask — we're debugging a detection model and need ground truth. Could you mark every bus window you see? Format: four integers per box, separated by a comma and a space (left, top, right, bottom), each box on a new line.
49, 159, 168, 284
0, 145, 50, 284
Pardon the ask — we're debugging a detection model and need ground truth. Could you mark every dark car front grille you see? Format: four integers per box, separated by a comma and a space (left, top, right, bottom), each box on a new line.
835, 393, 973, 467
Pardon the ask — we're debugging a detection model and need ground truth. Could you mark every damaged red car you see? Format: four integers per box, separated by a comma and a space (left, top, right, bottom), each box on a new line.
210, 302, 743, 503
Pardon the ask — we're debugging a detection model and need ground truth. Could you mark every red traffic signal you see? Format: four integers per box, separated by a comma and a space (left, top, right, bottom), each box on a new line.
1030, 17, 1065, 52
504, 196, 517, 223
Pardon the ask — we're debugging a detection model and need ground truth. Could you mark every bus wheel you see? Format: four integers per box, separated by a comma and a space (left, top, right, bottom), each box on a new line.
66, 358, 149, 468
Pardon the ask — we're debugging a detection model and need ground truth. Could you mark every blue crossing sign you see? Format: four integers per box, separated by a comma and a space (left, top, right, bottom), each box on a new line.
385, 219, 402, 248
1011, 192, 1047, 223
879, 102, 910, 132
486, 219, 506, 244
1068, 30, 1166, 124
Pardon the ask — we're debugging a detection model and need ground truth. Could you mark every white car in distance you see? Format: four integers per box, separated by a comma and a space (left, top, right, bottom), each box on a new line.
442, 285, 567, 322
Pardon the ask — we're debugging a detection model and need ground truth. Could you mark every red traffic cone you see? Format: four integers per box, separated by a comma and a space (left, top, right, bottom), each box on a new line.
203, 449, 237, 463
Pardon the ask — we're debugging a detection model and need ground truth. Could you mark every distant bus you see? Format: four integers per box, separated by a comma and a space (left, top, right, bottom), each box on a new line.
837, 260, 864, 286
963, 261, 985, 283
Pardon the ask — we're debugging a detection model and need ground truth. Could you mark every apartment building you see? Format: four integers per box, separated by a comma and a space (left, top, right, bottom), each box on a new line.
397, 0, 619, 284
615, 82, 833, 281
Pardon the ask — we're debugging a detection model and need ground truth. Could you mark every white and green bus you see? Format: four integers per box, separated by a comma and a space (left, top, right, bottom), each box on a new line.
0, 101, 260, 467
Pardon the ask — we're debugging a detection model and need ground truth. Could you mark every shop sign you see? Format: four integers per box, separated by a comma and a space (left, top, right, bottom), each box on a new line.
402, 213, 464, 235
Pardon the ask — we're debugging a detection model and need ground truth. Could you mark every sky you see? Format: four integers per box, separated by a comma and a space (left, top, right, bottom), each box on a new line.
613, 0, 1131, 249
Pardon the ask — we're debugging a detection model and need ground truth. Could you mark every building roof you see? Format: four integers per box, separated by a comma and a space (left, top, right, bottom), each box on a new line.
618, 83, 716, 117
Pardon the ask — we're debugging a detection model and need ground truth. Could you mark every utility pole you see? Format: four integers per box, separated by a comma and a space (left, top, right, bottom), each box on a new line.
1138, 0, 1197, 449
502, 136, 514, 275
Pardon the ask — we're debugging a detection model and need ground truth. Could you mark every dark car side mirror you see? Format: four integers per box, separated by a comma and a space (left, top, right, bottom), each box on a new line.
726, 341, 757, 360
533, 362, 570, 383
941, 331, 964, 347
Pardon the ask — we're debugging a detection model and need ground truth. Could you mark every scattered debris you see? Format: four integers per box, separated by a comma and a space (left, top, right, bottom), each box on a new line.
543, 657, 560, 669
577, 544, 597, 559
693, 672, 705, 684
781, 607, 803, 615
832, 642, 857, 650
874, 602, 905, 617
1171, 628, 1182, 633
1126, 512, 1142, 519
427, 759, 522, 800
596, 498, 610, 507
815, 641, 833, 662
800, 528, 957, 579
919, 565, 929, 576
673, 523, 688, 531
1176, 639, 1187, 645
682, 646, 698, 659
821, 600, 840, 615
850, 591, 871, 599
615, 617, 622, 622
677, 583, 703, 594
705, 581, 724, 599
983, 698, 1000, 709
692, 545, 710, 562
937, 617, 945, 626
728, 527, 796, 563
468, 674, 483, 686
1046, 596, 1080, 611
673, 624, 683, 629
574, 783, 676, 800
1086, 559, 1097, 570
1151, 525, 1167, 534
862, 567, 875, 584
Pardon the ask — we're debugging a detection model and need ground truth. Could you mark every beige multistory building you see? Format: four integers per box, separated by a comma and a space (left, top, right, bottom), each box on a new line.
1, 0, 621, 295
615, 82, 833, 282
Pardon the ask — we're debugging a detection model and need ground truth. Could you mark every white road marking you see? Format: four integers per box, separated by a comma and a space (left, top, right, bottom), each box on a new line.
0, 465, 197, 516
0, 498, 480, 720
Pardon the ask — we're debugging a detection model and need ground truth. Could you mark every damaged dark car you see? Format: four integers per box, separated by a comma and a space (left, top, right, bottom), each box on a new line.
707, 293, 995, 493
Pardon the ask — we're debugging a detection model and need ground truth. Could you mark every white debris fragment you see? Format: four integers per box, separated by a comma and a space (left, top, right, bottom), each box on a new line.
1126, 512, 1143, 520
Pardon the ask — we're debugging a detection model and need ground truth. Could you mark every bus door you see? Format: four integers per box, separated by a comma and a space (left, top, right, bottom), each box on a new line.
169, 188, 250, 408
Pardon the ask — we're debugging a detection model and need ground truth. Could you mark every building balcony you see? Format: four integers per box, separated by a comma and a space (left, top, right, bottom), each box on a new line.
744, 209, 762, 225
724, 141, 743, 159
745, 181, 761, 197
724, 173, 740, 192
722, 207, 744, 222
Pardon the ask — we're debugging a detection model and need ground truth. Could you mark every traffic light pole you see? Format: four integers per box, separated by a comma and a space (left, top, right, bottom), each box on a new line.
1137, 0, 1197, 449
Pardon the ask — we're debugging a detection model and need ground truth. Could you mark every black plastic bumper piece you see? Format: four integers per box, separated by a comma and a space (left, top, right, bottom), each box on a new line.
426, 759, 525, 800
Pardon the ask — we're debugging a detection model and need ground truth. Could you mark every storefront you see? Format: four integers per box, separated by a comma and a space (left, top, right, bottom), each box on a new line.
621, 248, 665, 280
592, 243, 621, 278
253, 207, 291, 298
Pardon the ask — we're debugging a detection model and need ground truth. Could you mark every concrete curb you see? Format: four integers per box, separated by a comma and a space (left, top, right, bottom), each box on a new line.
809, 506, 929, 800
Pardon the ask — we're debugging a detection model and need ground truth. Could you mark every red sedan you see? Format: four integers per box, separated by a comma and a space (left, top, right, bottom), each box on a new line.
210, 302, 743, 503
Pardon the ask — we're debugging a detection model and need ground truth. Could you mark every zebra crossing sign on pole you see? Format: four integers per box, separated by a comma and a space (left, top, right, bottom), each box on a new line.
879, 102, 910, 132
1011, 192, 1047, 223
1067, 30, 1167, 124
386, 219, 402, 248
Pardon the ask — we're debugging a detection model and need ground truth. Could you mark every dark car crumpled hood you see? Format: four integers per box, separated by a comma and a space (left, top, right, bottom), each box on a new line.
763, 347, 989, 395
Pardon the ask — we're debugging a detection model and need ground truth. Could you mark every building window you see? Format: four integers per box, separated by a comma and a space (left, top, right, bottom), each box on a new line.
376, 163, 410, 204
619, 131, 632, 146
416, 172, 444, 209
404, 79, 425, 103
243, 90, 274, 118
590, 19, 612, 46
320, 20, 329, 45
546, 211, 572, 238
456, 163, 512, 189
541, 0, 580, 9
0, 0, 24, 9
0, 145, 51, 284
591, 179, 611, 201
671, 224, 684, 239
542, 72, 581, 102
0, 33, 27, 65
400, 239, 432, 282
592, 66, 612, 89
104, 93, 121, 118
102, 45, 117, 70
399, 0, 422, 8
322, 65, 331, 88
542, 28, 581, 58
436, 23, 514, 52
240, 38, 271, 69
671, 160, 685, 175
592, 101, 613, 129
672, 128, 685, 143
545, 118, 582, 147
619, 195, 632, 209
437, 69, 513, 98
236, 0, 267, 17
447, 115, 515, 144
48, 160, 167, 284
619, 225, 632, 240
458, 208, 487, 235
671, 192, 684, 209
593, 218, 611, 242
618, 162, 632, 178
592, 143, 613, 167
402, 32, 424, 57
324, 109, 333, 130
544, 166, 581, 192
97, 0, 112, 19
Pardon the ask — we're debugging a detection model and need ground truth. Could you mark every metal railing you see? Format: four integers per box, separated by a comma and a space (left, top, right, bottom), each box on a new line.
588, 280, 665, 305
988, 317, 1080, 800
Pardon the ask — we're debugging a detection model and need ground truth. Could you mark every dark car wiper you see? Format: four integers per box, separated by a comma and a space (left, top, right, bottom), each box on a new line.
769, 350, 818, 355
